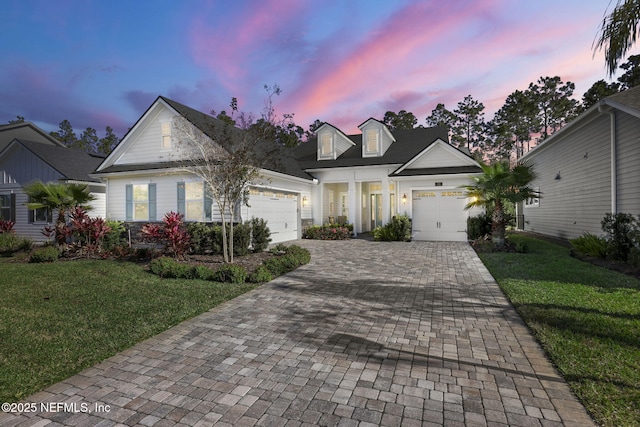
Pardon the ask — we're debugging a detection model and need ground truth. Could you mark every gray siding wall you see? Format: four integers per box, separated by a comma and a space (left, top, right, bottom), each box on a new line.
615, 111, 640, 213
524, 114, 612, 239
0, 144, 62, 185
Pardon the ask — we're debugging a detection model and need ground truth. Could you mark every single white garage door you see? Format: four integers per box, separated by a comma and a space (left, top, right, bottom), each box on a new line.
412, 190, 468, 241
248, 191, 299, 243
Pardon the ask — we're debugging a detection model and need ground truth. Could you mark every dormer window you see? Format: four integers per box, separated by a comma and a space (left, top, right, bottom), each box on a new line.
161, 121, 172, 150
365, 129, 379, 153
320, 133, 332, 156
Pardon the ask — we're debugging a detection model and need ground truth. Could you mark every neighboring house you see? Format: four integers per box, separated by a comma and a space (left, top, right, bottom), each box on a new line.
94, 96, 483, 243
0, 123, 106, 242
520, 85, 640, 240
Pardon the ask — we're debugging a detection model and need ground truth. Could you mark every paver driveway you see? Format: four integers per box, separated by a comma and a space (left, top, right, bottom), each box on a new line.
1, 240, 594, 427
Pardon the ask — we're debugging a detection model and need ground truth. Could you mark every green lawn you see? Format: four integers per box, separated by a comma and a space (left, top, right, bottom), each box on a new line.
0, 258, 256, 402
479, 234, 640, 427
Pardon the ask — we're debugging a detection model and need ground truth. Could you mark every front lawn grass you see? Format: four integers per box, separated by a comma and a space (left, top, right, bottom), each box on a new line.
0, 258, 256, 403
478, 234, 640, 427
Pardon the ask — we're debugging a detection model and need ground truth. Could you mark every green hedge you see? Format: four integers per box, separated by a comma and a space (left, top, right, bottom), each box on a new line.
148, 244, 310, 284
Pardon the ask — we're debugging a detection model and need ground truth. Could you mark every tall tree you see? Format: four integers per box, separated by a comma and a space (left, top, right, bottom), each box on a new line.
425, 103, 456, 141
97, 126, 119, 155
382, 110, 417, 130
24, 181, 95, 246
617, 54, 640, 88
462, 161, 539, 248
8, 116, 25, 124
582, 80, 621, 110
489, 90, 540, 159
305, 119, 324, 141
452, 95, 486, 152
528, 76, 578, 141
594, 0, 640, 76
172, 117, 264, 263
50, 120, 78, 148
78, 127, 98, 152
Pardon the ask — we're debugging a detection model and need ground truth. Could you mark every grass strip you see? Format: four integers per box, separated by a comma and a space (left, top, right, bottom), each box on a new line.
478, 234, 640, 427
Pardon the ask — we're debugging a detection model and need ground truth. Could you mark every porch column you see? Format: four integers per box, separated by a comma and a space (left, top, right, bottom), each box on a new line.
348, 179, 358, 236
381, 175, 390, 225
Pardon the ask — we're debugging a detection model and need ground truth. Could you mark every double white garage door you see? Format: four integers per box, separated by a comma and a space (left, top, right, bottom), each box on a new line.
412, 190, 468, 241
248, 192, 299, 243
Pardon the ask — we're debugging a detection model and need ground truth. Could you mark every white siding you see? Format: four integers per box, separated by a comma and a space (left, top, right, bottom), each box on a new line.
408, 143, 471, 169
112, 107, 177, 166
523, 114, 612, 239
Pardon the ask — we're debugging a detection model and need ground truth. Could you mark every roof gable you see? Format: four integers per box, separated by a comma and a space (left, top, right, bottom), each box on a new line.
0, 139, 103, 183
392, 139, 481, 176
97, 96, 314, 181
0, 122, 65, 153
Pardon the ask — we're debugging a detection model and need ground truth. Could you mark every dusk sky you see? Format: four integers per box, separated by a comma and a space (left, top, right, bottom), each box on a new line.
0, 1, 621, 139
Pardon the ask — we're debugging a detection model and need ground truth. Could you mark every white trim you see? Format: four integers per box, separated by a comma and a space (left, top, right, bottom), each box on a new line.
394, 139, 480, 174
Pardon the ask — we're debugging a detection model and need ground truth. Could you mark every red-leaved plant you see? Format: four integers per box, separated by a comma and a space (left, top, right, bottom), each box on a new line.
68, 206, 112, 256
141, 211, 191, 259
0, 219, 15, 234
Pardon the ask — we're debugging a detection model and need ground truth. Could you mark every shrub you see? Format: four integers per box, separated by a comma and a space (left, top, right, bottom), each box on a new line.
247, 265, 274, 283
191, 264, 214, 281
29, 246, 60, 263
303, 225, 351, 240
250, 217, 271, 252
0, 233, 32, 254
264, 244, 311, 276
103, 220, 128, 252
232, 222, 252, 256
149, 257, 183, 278
570, 233, 608, 258
213, 264, 248, 284
467, 212, 492, 240
187, 223, 215, 254
601, 213, 637, 261
373, 215, 412, 241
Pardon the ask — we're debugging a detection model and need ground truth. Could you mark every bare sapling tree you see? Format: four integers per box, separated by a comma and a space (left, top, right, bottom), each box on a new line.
172, 117, 263, 263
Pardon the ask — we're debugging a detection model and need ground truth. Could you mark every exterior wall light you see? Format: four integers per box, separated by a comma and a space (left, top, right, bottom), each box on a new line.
302, 196, 308, 207
401, 194, 407, 205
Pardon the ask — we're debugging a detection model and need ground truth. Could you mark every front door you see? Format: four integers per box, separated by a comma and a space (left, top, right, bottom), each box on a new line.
370, 194, 382, 229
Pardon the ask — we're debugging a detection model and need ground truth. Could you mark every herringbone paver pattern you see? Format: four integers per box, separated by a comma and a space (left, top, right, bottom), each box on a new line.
0, 240, 594, 426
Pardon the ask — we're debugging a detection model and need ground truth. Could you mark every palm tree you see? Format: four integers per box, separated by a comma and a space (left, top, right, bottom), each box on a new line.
24, 181, 95, 245
462, 162, 539, 248
595, 0, 640, 76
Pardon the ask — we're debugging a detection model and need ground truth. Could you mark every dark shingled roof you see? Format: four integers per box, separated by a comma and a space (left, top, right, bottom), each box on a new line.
605, 84, 640, 111
294, 126, 452, 169
159, 97, 314, 181
8, 139, 104, 182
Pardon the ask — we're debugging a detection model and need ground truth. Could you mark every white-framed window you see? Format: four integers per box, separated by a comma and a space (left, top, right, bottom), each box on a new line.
340, 192, 349, 218
365, 129, 379, 153
320, 133, 332, 157
0, 194, 13, 221
185, 182, 204, 221
525, 187, 540, 208
161, 121, 172, 150
29, 206, 52, 223
126, 183, 156, 221
133, 184, 150, 219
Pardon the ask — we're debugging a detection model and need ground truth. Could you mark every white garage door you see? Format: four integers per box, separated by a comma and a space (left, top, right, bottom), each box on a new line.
248, 192, 299, 243
412, 190, 468, 241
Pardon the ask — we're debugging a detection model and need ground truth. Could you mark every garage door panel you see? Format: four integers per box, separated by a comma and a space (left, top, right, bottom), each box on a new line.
248, 194, 298, 243
412, 190, 467, 241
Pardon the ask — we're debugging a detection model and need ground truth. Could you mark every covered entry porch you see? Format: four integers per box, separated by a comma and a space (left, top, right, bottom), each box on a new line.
321, 180, 399, 234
